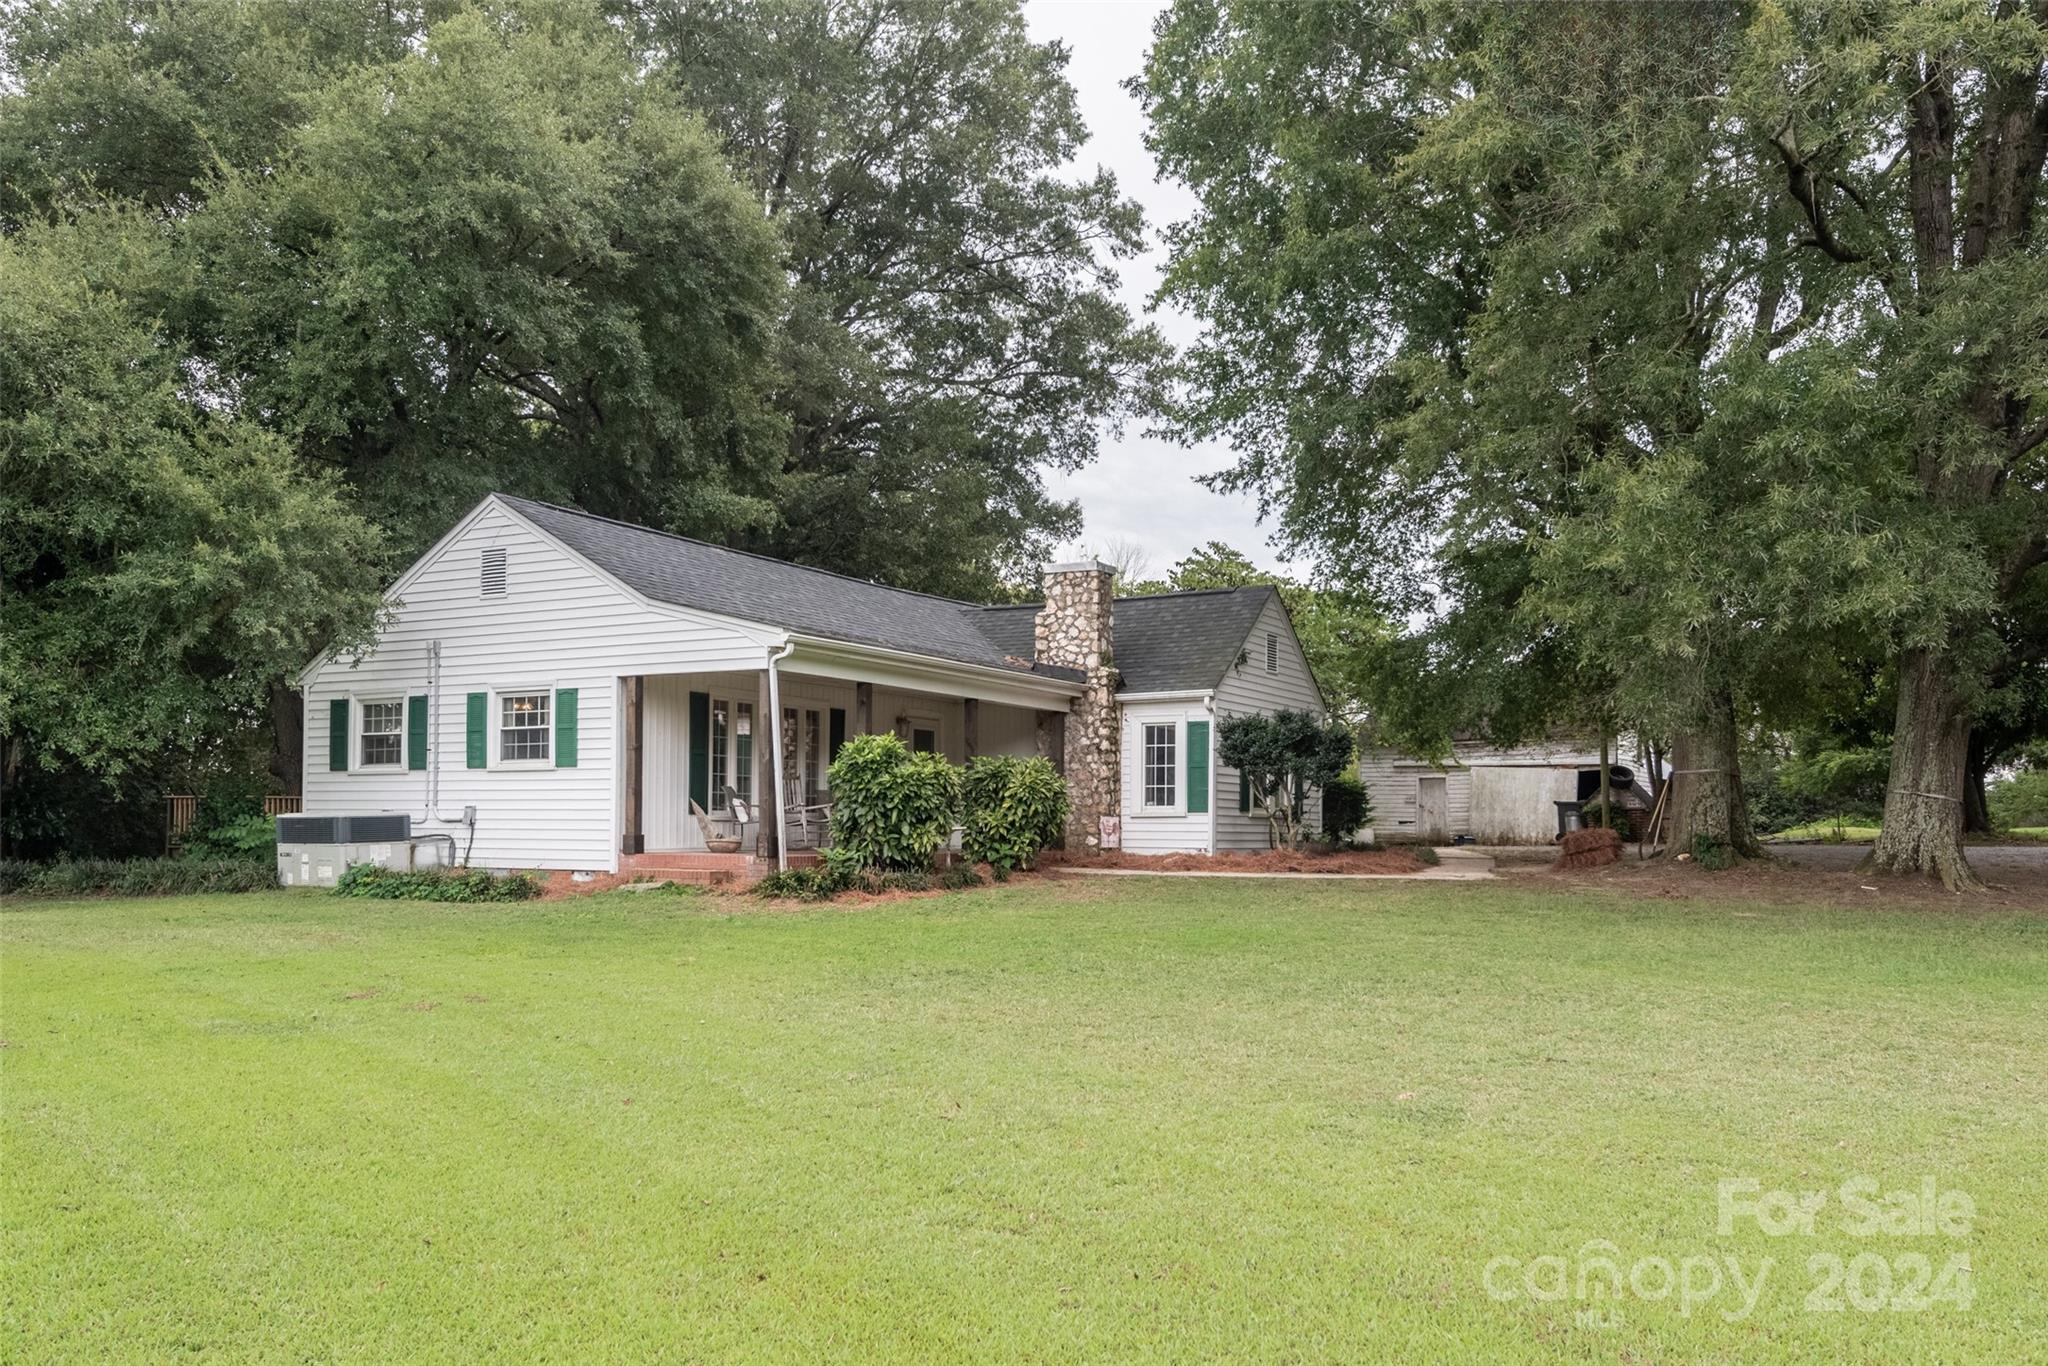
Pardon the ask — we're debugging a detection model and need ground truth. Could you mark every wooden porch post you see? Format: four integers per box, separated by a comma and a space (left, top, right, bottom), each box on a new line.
964, 698, 979, 758
622, 676, 645, 854
1036, 710, 1066, 776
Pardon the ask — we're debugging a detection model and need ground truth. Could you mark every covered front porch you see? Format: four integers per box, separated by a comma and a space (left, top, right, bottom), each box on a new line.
615, 643, 1077, 875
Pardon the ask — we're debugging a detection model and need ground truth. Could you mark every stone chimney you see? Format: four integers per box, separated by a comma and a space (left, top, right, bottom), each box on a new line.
1034, 561, 1119, 850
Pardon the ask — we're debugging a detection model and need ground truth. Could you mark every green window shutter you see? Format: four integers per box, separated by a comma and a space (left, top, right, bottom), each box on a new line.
554, 688, 578, 768
466, 692, 488, 768
828, 707, 847, 763
407, 695, 428, 771
1239, 769, 1250, 813
1186, 720, 1210, 814
688, 691, 710, 810
328, 698, 350, 771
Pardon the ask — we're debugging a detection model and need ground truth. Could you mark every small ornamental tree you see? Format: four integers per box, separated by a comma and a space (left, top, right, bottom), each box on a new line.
1320, 774, 1372, 844
824, 733, 961, 871
1216, 710, 1355, 849
961, 755, 1069, 877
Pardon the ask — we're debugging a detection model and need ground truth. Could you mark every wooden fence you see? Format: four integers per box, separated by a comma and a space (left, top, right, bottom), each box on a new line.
165, 794, 302, 856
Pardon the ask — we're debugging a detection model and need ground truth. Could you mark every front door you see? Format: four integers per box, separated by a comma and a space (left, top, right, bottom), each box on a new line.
1416, 775, 1448, 842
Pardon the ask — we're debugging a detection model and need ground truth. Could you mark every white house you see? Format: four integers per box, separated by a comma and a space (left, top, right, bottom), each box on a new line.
1356, 735, 1658, 844
299, 494, 1326, 876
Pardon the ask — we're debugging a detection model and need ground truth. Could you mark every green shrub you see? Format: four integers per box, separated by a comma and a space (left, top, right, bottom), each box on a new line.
1320, 774, 1372, 842
752, 860, 984, 901
1413, 845, 1440, 866
825, 733, 961, 871
1, 857, 277, 897
333, 864, 543, 902
182, 811, 277, 862
960, 755, 1069, 877
1988, 768, 2048, 830
752, 863, 855, 901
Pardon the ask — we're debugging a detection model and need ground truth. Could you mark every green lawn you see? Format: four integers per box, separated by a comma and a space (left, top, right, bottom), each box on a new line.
5, 879, 2044, 1360
1765, 820, 2048, 843
1765, 820, 1884, 842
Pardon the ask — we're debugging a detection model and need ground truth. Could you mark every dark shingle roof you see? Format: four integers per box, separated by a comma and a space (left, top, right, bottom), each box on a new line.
976, 586, 1276, 694
501, 496, 1074, 680
502, 496, 1274, 692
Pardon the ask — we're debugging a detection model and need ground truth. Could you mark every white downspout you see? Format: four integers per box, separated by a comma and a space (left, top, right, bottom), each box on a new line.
1202, 690, 1217, 854
765, 640, 796, 872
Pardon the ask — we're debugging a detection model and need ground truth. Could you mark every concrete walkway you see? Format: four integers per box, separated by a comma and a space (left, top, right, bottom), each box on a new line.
1053, 847, 1496, 883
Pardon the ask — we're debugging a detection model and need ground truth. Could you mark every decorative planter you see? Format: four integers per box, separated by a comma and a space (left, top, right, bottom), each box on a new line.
705, 837, 743, 854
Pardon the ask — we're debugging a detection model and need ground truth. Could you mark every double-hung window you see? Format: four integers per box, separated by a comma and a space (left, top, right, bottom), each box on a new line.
711, 700, 731, 809
1142, 723, 1178, 809
500, 692, 550, 762
359, 700, 404, 768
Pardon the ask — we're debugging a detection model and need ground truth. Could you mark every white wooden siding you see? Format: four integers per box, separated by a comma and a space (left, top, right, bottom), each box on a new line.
1356, 737, 1631, 843
1117, 702, 1210, 853
302, 501, 777, 872
1209, 595, 1326, 850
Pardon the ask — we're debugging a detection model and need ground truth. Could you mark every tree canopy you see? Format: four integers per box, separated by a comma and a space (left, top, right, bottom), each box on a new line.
1141, 0, 2047, 883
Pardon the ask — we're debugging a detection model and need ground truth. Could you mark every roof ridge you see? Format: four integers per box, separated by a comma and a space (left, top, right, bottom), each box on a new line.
495, 494, 1000, 612
977, 585, 1272, 613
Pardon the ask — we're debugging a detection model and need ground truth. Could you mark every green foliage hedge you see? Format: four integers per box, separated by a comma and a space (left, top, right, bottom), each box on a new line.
183, 811, 277, 862
753, 862, 984, 901
825, 733, 962, 871
960, 755, 1068, 876
1988, 768, 2048, 830
1, 858, 277, 897
333, 865, 544, 902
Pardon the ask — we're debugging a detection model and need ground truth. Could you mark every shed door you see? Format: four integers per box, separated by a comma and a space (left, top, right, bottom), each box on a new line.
1416, 775, 1448, 842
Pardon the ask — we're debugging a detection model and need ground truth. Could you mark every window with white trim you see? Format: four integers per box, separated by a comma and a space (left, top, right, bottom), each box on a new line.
734, 702, 754, 808
711, 700, 731, 809
1143, 723, 1177, 808
500, 692, 550, 761
359, 699, 404, 768
804, 708, 822, 801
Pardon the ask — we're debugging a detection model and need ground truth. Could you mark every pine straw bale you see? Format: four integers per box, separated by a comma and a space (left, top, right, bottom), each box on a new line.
1552, 826, 1623, 870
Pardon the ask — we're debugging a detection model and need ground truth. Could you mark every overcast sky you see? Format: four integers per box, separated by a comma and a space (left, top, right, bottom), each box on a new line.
1022, 0, 1297, 581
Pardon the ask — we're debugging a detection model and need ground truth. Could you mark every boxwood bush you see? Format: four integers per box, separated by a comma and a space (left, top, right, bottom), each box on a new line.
1, 858, 277, 897
333, 865, 544, 902
960, 755, 1068, 876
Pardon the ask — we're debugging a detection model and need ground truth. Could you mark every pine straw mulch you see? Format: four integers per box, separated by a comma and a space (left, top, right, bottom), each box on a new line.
1040, 846, 1426, 876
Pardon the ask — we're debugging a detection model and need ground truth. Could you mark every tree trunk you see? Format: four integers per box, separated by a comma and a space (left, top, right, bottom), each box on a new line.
1870, 647, 1978, 889
267, 680, 303, 797
1962, 730, 1993, 836
1666, 684, 1760, 860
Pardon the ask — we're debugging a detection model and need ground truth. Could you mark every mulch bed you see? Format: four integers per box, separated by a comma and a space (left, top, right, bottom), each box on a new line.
1042, 846, 1426, 875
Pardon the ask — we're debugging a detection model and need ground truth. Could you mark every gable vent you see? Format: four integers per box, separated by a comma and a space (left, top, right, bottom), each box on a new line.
480, 546, 508, 597
1266, 632, 1279, 673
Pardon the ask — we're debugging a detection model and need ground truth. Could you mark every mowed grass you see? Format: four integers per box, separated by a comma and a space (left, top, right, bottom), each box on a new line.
1765, 821, 2047, 843
4, 879, 2045, 1361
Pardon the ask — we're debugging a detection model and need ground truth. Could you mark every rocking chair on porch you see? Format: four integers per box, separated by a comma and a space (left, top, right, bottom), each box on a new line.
782, 778, 833, 850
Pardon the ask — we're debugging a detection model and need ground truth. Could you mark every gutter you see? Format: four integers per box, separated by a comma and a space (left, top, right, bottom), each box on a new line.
784, 634, 1086, 696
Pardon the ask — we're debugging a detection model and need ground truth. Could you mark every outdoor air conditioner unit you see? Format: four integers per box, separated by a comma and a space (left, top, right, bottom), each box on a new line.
276, 813, 428, 888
